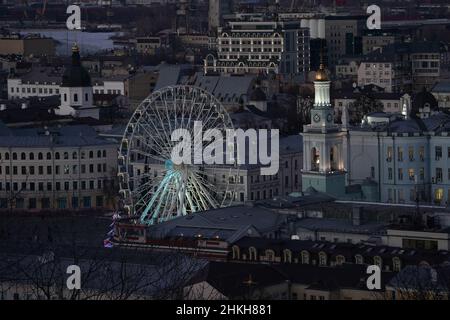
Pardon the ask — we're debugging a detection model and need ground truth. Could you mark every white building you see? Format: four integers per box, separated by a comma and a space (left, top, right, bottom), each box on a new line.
7, 49, 126, 101
205, 18, 310, 78
303, 63, 450, 206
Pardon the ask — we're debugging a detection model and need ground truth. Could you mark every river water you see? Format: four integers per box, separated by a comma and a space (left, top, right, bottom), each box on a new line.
17, 29, 123, 56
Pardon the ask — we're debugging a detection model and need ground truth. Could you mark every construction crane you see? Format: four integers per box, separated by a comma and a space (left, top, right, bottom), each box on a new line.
21, 0, 29, 19
35, 0, 48, 21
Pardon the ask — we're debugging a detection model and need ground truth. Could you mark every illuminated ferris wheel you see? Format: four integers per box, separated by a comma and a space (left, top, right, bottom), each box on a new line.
118, 86, 237, 225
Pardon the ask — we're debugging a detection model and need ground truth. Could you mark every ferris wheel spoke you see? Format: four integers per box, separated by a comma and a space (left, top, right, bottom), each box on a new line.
188, 174, 220, 210
119, 85, 238, 226
138, 116, 174, 158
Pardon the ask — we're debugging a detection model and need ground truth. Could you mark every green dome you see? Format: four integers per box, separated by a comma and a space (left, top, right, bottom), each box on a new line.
61, 44, 91, 88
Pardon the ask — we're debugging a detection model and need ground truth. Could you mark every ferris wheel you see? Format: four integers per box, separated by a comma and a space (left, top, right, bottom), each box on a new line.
118, 85, 238, 225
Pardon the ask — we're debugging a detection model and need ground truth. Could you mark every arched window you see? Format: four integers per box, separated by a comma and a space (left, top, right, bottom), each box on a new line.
355, 254, 364, 265
29, 153, 34, 160
283, 249, 292, 263
55, 152, 60, 160
38, 153, 43, 160
102, 150, 106, 158
301, 250, 310, 264
374, 256, 383, 268
266, 249, 276, 262
89, 151, 94, 159
64, 152, 69, 160
232, 245, 240, 260
311, 147, 320, 171
97, 150, 102, 158
319, 252, 327, 266
46, 152, 52, 160
330, 146, 338, 171
12, 153, 17, 160
336, 255, 346, 265
73, 152, 78, 160
249, 247, 257, 261
5, 152, 9, 160
393, 257, 401, 272
419, 261, 430, 267
21, 153, 26, 160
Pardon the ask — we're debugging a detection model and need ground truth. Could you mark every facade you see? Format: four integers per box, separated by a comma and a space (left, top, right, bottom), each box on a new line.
357, 42, 448, 94
335, 60, 359, 81
303, 63, 450, 206
357, 59, 398, 93
230, 237, 449, 272
431, 81, 450, 110
0, 34, 55, 57
325, 15, 366, 66
333, 86, 406, 115
135, 37, 162, 55
0, 123, 118, 211
205, 18, 310, 79
362, 33, 397, 55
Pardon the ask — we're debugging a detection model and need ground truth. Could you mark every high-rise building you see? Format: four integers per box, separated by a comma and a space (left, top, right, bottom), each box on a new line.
209, 0, 233, 34
325, 15, 366, 67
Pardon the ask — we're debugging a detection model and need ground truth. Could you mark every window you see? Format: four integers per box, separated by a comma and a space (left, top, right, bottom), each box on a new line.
335, 255, 345, 265
283, 249, 292, 263
408, 146, 414, 161
249, 247, 257, 261
393, 257, 401, 272
301, 251, 310, 264
266, 250, 276, 262
434, 188, 444, 204
374, 256, 383, 268
419, 146, 425, 161
435, 146, 442, 160
232, 245, 240, 259
398, 168, 403, 180
387, 146, 393, 162
74, 93, 78, 102
355, 254, 364, 264
408, 169, 415, 181
388, 168, 393, 180
319, 252, 327, 266
397, 147, 403, 161
436, 168, 443, 183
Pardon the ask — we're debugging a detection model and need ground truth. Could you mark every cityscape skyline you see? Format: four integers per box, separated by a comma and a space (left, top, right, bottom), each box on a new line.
0, 0, 450, 306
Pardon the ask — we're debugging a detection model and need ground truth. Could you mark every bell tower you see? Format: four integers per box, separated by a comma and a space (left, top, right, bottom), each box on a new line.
301, 63, 347, 197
